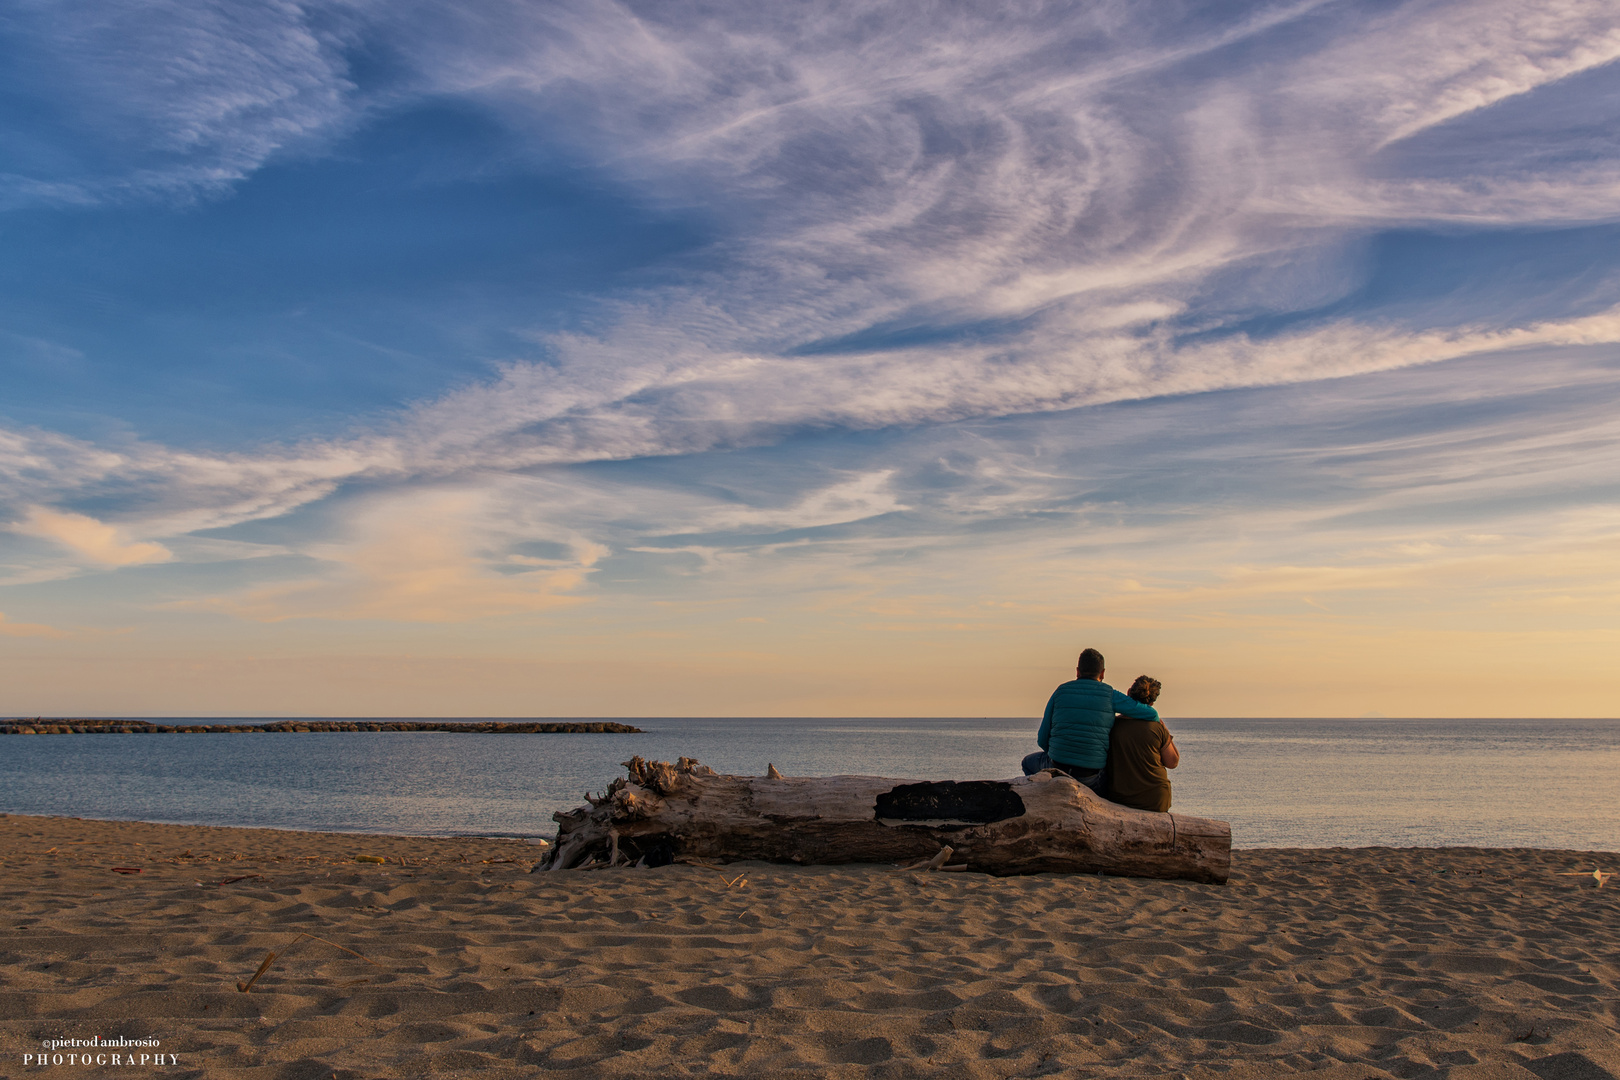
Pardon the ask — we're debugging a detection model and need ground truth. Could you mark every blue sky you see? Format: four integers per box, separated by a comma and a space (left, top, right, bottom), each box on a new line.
2, 0, 1618, 716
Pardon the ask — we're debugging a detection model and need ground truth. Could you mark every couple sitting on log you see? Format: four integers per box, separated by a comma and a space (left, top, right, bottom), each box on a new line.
1020, 647, 1179, 813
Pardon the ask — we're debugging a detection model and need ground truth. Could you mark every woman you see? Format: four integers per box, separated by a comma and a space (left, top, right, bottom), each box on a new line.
1107, 676, 1180, 812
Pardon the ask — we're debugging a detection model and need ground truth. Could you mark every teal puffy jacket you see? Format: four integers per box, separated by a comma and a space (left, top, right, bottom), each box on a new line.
1037, 678, 1159, 770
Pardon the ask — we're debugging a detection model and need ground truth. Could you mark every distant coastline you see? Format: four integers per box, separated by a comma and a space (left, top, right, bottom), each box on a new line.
0, 719, 644, 735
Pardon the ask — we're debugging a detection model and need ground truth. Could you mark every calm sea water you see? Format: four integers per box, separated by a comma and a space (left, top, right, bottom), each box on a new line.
1, 718, 1615, 850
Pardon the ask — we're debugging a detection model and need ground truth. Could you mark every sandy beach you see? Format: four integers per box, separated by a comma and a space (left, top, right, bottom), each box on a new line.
2, 814, 1616, 1079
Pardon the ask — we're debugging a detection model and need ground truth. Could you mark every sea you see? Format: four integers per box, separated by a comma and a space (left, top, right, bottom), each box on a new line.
2, 717, 1616, 851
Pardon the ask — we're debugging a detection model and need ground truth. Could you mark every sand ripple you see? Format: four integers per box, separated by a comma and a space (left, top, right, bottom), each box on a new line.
2, 814, 1617, 1078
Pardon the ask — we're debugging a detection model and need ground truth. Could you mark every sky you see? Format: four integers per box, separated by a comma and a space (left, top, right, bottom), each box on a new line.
2, 0, 1618, 718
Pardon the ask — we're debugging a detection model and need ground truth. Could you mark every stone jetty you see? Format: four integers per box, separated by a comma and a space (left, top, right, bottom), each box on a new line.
0, 719, 643, 735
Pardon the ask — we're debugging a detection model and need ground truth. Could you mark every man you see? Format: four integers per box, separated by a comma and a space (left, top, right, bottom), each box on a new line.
1107, 676, 1179, 812
1021, 648, 1159, 794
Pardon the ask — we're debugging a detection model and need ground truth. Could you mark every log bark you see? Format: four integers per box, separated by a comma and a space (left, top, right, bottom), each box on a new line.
543, 757, 1230, 884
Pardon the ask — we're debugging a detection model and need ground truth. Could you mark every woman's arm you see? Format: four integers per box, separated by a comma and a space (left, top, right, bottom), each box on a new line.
1110, 689, 1158, 722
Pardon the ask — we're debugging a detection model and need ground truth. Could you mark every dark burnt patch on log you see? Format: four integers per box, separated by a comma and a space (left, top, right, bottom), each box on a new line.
617, 835, 678, 868
874, 781, 1025, 827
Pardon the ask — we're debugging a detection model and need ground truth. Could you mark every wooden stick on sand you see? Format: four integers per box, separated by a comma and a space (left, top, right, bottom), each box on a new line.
896, 845, 954, 873
237, 952, 278, 994
237, 933, 385, 993
1556, 870, 1612, 888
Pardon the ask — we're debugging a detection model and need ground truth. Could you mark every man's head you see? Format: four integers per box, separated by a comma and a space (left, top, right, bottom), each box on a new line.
1127, 675, 1162, 705
1077, 648, 1105, 679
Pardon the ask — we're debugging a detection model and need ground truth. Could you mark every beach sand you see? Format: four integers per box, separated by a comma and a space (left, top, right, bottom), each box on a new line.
2, 814, 1616, 1079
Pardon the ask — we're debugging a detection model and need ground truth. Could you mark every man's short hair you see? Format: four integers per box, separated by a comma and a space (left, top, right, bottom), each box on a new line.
1128, 675, 1162, 705
1077, 648, 1105, 677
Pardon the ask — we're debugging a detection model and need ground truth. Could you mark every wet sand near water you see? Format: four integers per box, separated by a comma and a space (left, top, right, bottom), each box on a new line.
2, 814, 1617, 1079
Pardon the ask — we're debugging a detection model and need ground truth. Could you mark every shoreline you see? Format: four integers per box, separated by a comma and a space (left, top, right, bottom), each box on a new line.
5, 814, 1616, 1078
4, 809, 1617, 854
0, 809, 562, 842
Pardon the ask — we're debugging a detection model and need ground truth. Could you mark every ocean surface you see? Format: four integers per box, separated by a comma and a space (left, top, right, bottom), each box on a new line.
2, 717, 1616, 851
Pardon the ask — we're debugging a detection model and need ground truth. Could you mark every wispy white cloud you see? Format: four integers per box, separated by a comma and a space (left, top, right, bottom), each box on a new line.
1309, 0, 1620, 149
4, 0, 1620, 629
0, 0, 361, 207
172, 484, 600, 622
701, 471, 906, 533
334, 0, 1620, 486
0, 612, 67, 638
11, 507, 172, 566
3, 304, 1619, 578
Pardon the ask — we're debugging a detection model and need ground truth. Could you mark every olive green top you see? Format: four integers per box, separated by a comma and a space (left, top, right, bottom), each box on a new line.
1108, 718, 1172, 813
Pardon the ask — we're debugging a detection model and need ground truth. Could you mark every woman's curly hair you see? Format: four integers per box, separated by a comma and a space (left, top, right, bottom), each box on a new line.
1127, 675, 1162, 705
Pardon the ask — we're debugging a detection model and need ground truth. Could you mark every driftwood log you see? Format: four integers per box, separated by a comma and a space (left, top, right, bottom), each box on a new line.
544, 757, 1230, 884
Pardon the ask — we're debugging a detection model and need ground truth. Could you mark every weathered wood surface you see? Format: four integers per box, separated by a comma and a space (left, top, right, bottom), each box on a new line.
545, 757, 1231, 884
